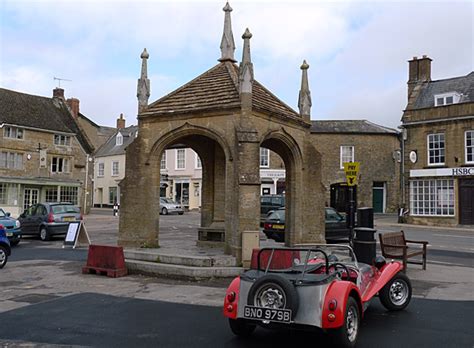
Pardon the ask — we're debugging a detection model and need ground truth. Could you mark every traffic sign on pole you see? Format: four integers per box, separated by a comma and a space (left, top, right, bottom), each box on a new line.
343, 162, 360, 186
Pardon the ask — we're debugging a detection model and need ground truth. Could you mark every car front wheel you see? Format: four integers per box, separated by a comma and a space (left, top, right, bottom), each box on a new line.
228, 318, 256, 337
379, 272, 412, 311
161, 207, 168, 215
39, 227, 51, 241
0, 245, 8, 269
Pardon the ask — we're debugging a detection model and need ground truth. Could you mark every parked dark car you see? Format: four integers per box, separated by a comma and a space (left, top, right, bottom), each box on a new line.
18, 203, 82, 241
263, 207, 350, 243
0, 208, 22, 246
260, 194, 285, 222
0, 225, 11, 269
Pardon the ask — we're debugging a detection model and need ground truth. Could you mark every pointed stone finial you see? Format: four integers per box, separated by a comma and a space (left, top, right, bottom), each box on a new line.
219, 2, 236, 62
298, 60, 312, 120
137, 48, 151, 113
239, 28, 254, 96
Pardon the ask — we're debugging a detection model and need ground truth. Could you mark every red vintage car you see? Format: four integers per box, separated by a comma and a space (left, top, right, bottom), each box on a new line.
223, 245, 412, 348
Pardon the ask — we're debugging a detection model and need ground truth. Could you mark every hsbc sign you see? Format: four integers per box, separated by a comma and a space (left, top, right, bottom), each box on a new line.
410, 167, 474, 177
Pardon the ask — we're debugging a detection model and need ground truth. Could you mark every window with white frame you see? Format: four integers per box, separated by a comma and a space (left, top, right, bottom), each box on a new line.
427, 133, 445, 165
116, 132, 123, 146
109, 187, 117, 204
112, 161, 119, 176
51, 157, 70, 173
176, 149, 186, 169
0, 151, 23, 169
54, 134, 71, 146
0, 183, 19, 205
45, 187, 59, 202
340, 146, 354, 169
410, 179, 454, 216
3, 126, 24, 140
195, 152, 202, 169
466, 130, 474, 164
60, 186, 78, 205
160, 151, 167, 170
260, 148, 269, 168
434, 92, 461, 106
98, 163, 105, 177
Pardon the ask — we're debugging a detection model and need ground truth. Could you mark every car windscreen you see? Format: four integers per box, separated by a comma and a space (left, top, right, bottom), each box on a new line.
51, 205, 80, 214
0, 209, 5, 218
161, 198, 175, 204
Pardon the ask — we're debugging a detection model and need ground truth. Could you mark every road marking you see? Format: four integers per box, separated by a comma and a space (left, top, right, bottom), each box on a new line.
433, 234, 474, 239
427, 260, 472, 267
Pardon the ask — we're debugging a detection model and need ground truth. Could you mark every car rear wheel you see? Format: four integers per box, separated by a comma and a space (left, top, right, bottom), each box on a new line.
379, 272, 412, 311
247, 274, 299, 319
330, 296, 360, 348
228, 318, 256, 337
0, 245, 8, 269
161, 207, 168, 215
39, 227, 51, 241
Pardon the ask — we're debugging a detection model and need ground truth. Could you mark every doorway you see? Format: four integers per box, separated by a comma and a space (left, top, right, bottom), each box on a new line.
330, 183, 357, 214
23, 188, 39, 210
372, 182, 386, 213
175, 181, 190, 208
459, 179, 474, 224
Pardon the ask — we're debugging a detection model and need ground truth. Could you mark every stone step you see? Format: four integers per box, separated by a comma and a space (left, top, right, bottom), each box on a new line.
124, 249, 237, 267
126, 259, 243, 280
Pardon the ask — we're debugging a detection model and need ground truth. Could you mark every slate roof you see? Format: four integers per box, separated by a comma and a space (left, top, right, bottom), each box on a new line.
94, 125, 138, 158
310, 120, 399, 135
412, 72, 474, 109
143, 61, 300, 119
0, 88, 94, 153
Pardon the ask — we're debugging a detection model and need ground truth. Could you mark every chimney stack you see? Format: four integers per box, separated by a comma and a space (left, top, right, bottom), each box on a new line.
407, 55, 432, 98
53, 88, 65, 100
117, 113, 125, 129
66, 98, 80, 118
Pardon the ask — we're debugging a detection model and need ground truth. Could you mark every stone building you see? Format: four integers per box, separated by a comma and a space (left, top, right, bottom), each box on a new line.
0, 87, 95, 216
311, 120, 401, 213
401, 56, 474, 226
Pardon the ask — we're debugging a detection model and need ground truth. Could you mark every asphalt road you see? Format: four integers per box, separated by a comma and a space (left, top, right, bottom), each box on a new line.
0, 293, 472, 348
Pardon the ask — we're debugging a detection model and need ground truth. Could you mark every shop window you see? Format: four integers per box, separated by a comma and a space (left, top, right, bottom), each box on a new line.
410, 179, 454, 216
60, 186, 78, 205
109, 187, 117, 204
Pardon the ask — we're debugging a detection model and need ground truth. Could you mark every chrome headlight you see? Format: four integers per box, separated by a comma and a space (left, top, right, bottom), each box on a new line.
15, 220, 21, 228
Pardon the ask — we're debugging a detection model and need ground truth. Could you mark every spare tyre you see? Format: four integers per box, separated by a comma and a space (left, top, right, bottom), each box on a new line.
247, 274, 299, 319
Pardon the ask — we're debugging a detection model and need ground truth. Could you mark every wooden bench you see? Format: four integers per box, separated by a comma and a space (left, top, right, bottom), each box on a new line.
378, 230, 428, 271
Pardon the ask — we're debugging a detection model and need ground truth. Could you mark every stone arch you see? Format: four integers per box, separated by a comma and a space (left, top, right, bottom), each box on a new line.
146, 122, 233, 165
261, 128, 305, 245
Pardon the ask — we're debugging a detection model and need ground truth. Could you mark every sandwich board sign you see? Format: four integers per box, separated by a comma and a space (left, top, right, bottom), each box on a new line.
63, 221, 91, 249
343, 162, 360, 186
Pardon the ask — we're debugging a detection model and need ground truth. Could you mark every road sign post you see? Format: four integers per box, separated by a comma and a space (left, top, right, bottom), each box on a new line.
343, 162, 360, 245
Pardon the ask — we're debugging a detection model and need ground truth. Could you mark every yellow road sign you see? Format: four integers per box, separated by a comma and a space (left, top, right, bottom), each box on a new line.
343, 162, 360, 186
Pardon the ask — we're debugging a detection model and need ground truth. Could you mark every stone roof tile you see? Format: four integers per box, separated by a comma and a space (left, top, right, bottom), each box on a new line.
310, 120, 399, 134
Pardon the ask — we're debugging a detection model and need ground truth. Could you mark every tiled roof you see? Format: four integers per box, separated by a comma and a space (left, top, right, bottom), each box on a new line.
94, 125, 138, 157
143, 62, 299, 119
413, 72, 474, 109
310, 120, 399, 134
0, 88, 94, 153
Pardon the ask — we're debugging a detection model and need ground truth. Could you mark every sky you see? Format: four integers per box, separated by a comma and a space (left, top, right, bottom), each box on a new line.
1, 0, 472, 129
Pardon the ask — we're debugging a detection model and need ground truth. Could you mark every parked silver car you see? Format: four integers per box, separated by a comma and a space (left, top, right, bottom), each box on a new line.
19, 202, 82, 241
159, 198, 184, 215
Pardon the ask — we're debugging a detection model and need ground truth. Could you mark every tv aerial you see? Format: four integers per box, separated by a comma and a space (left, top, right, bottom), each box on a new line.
53, 76, 72, 88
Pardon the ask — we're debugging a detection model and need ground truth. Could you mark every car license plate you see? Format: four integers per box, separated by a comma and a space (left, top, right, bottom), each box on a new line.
6, 232, 13, 237
272, 224, 284, 230
63, 217, 75, 221
243, 306, 291, 323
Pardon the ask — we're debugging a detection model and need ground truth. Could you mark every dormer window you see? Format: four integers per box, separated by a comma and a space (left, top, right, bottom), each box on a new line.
116, 132, 123, 146
434, 92, 461, 106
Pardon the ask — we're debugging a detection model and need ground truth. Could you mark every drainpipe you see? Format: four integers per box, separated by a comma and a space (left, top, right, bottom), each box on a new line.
84, 154, 89, 214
